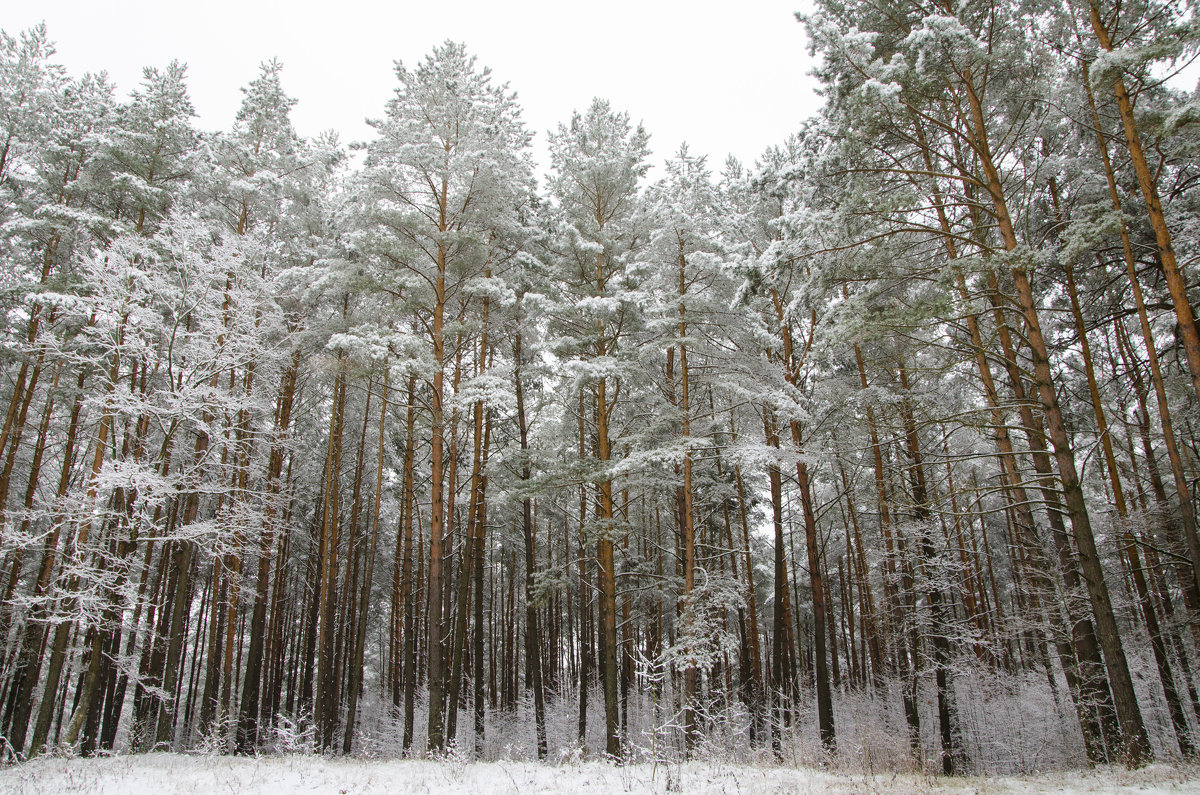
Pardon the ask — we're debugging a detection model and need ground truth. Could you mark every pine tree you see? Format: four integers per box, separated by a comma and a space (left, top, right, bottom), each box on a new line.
545, 98, 650, 759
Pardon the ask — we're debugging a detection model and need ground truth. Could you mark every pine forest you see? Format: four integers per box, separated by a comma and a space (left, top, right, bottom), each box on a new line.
0, 0, 1198, 777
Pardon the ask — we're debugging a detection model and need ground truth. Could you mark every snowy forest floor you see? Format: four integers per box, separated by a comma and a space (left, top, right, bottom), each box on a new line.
1, 754, 1198, 794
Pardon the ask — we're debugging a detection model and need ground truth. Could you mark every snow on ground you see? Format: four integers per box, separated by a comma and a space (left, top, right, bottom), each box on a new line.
1, 754, 1198, 795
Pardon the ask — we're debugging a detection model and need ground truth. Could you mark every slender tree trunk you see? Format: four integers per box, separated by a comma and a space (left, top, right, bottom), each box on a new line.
515, 326, 548, 759
399, 375, 418, 750
471, 412, 490, 757
314, 351, 348, 750
343, 367, 389, 754
446, 395, 485, 744
786, 419, 834, 754
426, 230, 450, 753
764, 409, 792, 758
593, 239, 621, 759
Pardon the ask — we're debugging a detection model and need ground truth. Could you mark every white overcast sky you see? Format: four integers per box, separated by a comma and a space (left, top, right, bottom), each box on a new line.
8, 1, 824, 174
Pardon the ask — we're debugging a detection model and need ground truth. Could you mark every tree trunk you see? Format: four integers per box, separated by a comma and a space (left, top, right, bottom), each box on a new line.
343, 367, 389, 753
515, 326, 548, 759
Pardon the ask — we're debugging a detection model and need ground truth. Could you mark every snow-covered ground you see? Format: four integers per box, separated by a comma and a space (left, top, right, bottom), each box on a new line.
1, 754, 1197, 794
